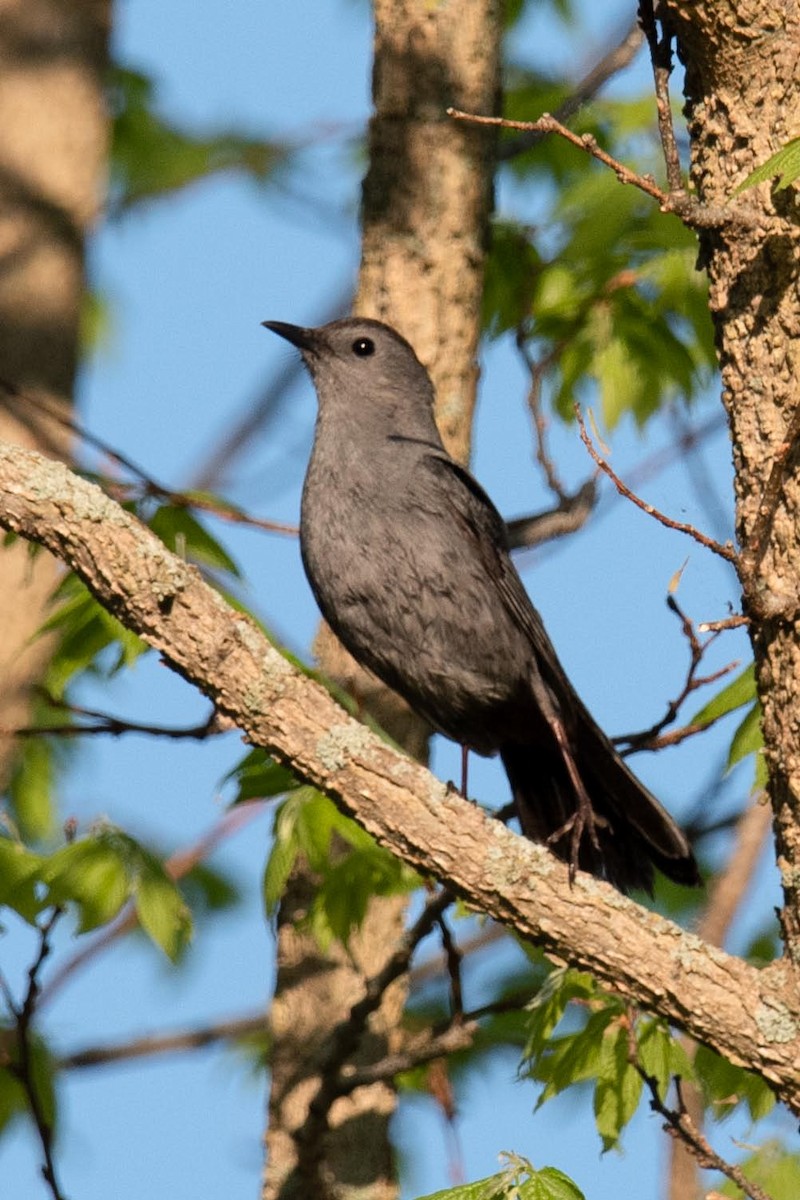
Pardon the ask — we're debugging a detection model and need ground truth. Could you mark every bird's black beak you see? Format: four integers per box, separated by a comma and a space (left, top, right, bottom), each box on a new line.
261, 320, 317, 352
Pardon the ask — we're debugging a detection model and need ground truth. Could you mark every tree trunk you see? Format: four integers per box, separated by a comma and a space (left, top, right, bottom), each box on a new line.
0, 0, 110, 819
663, 2, 800, 961
262, 2, 501, 1197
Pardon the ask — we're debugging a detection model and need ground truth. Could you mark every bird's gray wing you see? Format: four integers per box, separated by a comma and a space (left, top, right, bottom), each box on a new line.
422, 449, 574, 708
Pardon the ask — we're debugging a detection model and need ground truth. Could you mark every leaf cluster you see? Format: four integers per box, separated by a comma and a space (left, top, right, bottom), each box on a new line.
252, 754, 421, 948
520, 968, 774, 1153
109, 67, 287, 212
417, 1152, 585, 1200
483, 77, 716, 427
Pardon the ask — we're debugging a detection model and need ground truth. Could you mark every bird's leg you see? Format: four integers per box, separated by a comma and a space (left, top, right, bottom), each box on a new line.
544, 716, 605, 881
460, 744, 470, 798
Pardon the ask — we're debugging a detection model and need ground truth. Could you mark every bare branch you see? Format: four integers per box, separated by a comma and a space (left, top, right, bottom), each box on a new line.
449, 109, 756, 230
505, 482, 597, 551
500, 20, 645, 160
616, 594, 739, 752
0, 376, 298, 538
638, 0, 683, 190
337, 1022, 477, 1095
2, 908, 67, 1200
3, 698, 226, 742
574, 405, 737, 561
1, 446, 799, 1111
697, 614, 749, 633
60, 1012, 268, 1070
639, 1069, 774, 1200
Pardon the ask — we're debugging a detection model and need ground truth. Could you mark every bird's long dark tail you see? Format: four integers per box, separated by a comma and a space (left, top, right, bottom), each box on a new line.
500, 706, 700, 894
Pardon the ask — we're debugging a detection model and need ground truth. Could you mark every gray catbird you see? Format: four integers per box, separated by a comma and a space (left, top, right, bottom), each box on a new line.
263, 316, 699, 893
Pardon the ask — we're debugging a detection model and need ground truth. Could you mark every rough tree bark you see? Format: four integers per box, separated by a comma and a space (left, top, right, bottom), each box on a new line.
661, 5, 800, 962
0, 0, 109, 799
263, 4, 501, 1198
655, 4, 800, 1194
1, 448, 799, 1113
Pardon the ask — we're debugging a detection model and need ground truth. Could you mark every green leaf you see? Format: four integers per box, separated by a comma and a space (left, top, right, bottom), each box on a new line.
734, 138, 800, 193
43, 837, 130, 930
0, 1030, 58, 1138
148, 504, 240, 575
6, 736, 57, 842
415, 1172, 511, 1200
523, 968, 600, 1055
715, 1140, 800, 1200
42, 828, 192, 958
528, 1009, 619, 1108
41, 575, 148, 697
521, 1167, 586, 1200
263, 788, 419, 942
416, 1155, 585, 1200
0, 838, 45, 922
482, 221, 541, 337
263, 799, 301, 917
134, 867, 192, 962
593, 1024, 643, 1151
179, 861, 240, 915
636, 1019, 694, 1102
311, 844, 419, 948
226, 748, 299, 804
727, 701, 763, 770
110, 67, 287, 210
694, 1045, 775, 1122
692, 663, 755, 725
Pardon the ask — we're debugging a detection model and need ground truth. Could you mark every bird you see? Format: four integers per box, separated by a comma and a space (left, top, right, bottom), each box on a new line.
263, 316, 700, 893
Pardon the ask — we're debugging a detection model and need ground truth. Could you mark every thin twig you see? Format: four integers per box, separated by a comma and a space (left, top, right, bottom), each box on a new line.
435, 911, 464, 1019
501, 19, 645, 160
638, 0, 683, 191
696, 614, 749, 633
453, 106, 670, 204
337, 1023, 478, 1094
3, 699, 224, 742
449, 109, 753, 229
616, 594, 738, 752
574, 404, 737, 561
516, 335, 570, 500
505, 482, 597, 551
648, 1074, 774, 1200
622, 1008, 775, 1200
60, 1012, 269, 1070
3, 909, 67, 1200
0, 376, 297, 538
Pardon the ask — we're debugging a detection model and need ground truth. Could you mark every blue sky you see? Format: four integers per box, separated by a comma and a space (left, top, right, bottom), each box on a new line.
2, 3, 779, 1198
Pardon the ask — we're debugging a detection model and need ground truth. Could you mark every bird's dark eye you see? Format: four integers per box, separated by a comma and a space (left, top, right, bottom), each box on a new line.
351, 337, 375, 357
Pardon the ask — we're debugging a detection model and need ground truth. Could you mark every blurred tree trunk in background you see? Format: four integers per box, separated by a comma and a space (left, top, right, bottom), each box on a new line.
262, 3, 501, 1197
0, 0, 110, 818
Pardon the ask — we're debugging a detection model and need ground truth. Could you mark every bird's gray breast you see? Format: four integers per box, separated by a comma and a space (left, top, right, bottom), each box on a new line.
299, 444, 533, 750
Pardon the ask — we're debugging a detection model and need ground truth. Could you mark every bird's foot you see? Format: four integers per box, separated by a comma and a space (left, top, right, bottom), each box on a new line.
547, 797, 607, 883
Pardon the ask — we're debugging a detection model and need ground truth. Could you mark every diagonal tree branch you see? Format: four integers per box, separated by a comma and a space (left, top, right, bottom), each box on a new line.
1, 442, 799, 1110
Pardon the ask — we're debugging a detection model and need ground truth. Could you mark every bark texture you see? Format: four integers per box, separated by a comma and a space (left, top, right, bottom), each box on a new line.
2, 446, 799, 1115
662, 1, 800, 963
357, 0, 501, 464
0, 0, 109, 800
263, 3, 502, 1197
